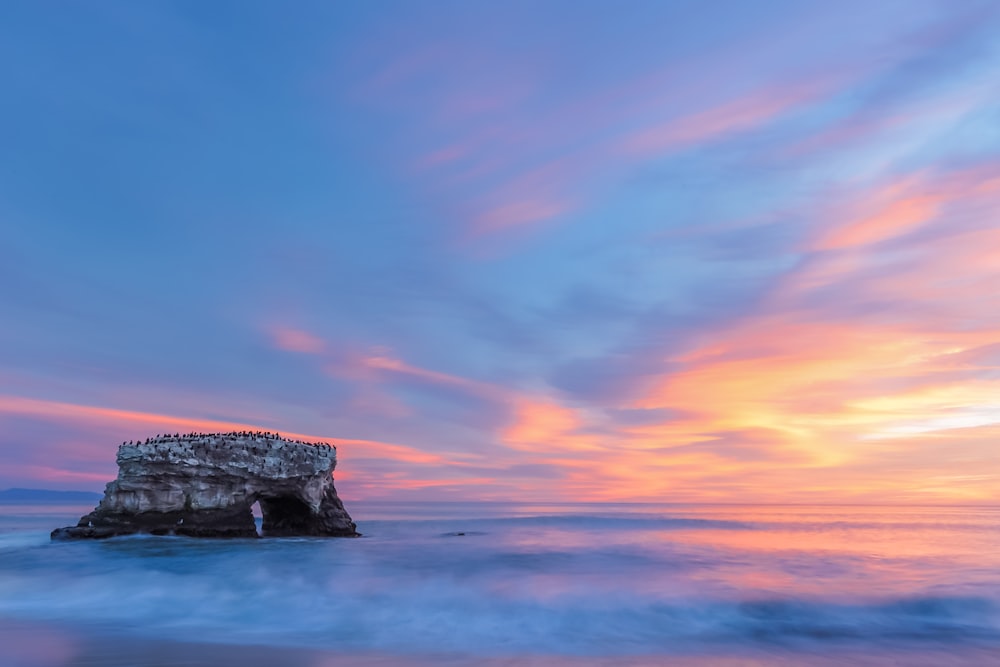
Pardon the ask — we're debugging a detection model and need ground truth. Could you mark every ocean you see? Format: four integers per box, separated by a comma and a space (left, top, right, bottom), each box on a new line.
1, 502, 998, 666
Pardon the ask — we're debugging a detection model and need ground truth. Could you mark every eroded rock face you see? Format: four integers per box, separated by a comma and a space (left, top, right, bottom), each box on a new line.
51, 432, 358, 539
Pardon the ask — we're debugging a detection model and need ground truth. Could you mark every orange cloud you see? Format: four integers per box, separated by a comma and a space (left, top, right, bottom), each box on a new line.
313, 330, 1000, 502
638, 319, 1000, 452
610, 169, 1000, 503
502, 399, 584, 449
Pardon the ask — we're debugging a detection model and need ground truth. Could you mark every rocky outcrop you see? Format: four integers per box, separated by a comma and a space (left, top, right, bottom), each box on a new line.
51, 432, 358, 539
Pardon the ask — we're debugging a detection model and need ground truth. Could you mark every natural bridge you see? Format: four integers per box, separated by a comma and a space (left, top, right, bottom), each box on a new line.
51, 432, 358, 539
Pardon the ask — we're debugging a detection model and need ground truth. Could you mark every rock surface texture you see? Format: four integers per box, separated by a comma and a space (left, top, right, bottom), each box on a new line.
51, 432, 358, 539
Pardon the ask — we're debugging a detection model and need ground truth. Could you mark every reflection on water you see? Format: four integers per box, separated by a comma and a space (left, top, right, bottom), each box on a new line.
1, 503, 999, 666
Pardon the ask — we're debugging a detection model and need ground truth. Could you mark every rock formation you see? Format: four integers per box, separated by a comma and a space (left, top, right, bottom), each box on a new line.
51, 432, 358, 539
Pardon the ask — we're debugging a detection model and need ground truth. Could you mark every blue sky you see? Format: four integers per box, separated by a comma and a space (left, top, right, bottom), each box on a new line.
2, 1, 1000, 502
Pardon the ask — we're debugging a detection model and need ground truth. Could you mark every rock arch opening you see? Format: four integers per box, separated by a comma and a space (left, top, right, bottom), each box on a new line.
258, 495, 315, 537
251, 500, 263, 536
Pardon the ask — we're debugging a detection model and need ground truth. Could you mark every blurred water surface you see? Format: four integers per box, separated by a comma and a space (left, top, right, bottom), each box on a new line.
1, 502, 999, 666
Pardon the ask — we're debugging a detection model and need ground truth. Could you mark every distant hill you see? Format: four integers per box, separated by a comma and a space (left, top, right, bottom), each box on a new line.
0, 488, 102, 504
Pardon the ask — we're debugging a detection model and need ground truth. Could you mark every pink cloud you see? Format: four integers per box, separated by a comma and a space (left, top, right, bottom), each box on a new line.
354, 43, 449, 98
361, 352, 481, 389
418, 142, 472, 168
817, 190, 941, 251
434, 75, 838, 243
619, 83, 821, 156
0, 394, 447, 467
270, 326, 326, 355
806, 163, 1000, 253
5, 464, 112, 485
326, 345, 508, 402
344, 7, 992, 258
0, 391, 533, 499
472, 198, 575, 235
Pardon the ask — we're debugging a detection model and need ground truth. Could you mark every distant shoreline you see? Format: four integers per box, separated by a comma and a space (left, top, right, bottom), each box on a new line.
0, 488, 101, 505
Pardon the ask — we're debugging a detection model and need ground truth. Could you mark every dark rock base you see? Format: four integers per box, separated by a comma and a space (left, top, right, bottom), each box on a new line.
51, 494, 359, 540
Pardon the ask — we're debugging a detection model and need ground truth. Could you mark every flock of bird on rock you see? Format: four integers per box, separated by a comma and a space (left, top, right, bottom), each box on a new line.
120, 431, 333, 449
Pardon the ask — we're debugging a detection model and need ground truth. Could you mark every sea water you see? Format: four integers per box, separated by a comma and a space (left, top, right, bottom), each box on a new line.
1, 502, 999, 666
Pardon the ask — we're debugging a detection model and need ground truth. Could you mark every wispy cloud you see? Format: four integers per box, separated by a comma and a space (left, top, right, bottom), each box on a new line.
269, 326, 327, 355
618, 83, 821, 157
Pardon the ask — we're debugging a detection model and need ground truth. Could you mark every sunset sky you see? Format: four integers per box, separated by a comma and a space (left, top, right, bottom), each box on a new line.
2, 1, 999, 503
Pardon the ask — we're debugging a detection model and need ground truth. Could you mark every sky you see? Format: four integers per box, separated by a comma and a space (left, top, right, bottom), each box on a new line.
1, 1, 999, 504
